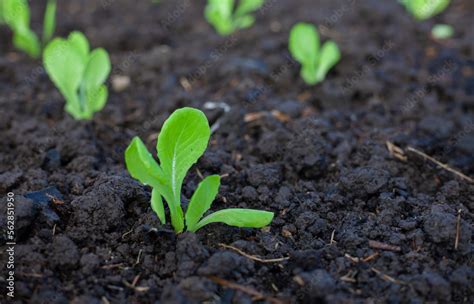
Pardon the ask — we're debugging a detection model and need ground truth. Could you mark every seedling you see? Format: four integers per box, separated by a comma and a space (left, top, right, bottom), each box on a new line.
0, 0, 56, 58
43, 31, 111, 120
125, 107, 274, 233
205, 0, 264, 36
431, 24, 454, 39
399, 0, 450, 20
289, 22, 341, 85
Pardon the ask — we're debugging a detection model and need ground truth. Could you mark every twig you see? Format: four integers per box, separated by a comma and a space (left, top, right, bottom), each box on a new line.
406, 146, 474, 184
330, 230, 336, 245
101, 263, 125, 269
345, 252, 379, 263
219, 243, 289, 263
340, 270, 358, 283
362, 252, 380, 263
455, 209, 462, 250
135, 249, 143, 266
101, 297, 111, 304
208, 276, 286, 304
386, 141, 474, 184
368, 240, 401, 252
386, 141, 407, 161
370, 268, 405, 285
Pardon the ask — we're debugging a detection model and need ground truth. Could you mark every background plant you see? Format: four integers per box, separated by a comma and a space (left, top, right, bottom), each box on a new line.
205, 0, 264, 36
399, 0, 450, 20
125, 107, 274, 233
0, 0, 56, 58
289, 22, 341, 85
43, 31, 111, 120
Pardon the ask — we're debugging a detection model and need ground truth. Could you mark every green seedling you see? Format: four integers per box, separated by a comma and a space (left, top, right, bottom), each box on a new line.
289, 22, 341, 85
205, 0, 264, 36
43, 31, 111, 120
399, 0, 450, 20
0, 0, 56, 58
125, 107, 274, 233
431, 24, 454, 39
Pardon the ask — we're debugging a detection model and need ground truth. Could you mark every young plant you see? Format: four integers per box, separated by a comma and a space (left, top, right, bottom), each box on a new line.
0, 0, 56, 58
399, 0, 450, 20
43, 31, 111, 120
205, 0, 264, 36
289, 22, 341, 85
431, 24, 454, 39
125, 107, 274, 233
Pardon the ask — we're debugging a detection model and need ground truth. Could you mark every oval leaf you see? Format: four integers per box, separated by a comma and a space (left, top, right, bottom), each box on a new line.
125, 136, 164, 188
151, 188, 166, 224
157, 108, 211, 204
314, 40, 340, 83
289, 22, 319, 67
194, 208, 274, 231
185, 175, 220, 232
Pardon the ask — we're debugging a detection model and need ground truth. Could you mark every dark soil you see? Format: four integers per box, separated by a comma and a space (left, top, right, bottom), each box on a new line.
1, 0, 473, 303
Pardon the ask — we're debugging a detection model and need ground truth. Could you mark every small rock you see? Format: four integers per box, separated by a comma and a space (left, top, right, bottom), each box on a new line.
112, 75, 131, 92
24, 187, 62, 225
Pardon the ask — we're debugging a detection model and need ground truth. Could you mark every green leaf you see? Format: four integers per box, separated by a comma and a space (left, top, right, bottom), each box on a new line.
3, 0, 30, 32
234, 15, 255, 30
43, 31, 109, 120
314, 41, 340, 83
157, 107, 211, 205
194, 208, 274, 231
68, 31, 89, 61
43, 36, 85, 105
3, 0, 41, 58
431, 24, 454, 39
205, 0, 234, 35
185, 175, 220, 232
86, 85, 108, 113
13, 28, 41, 58
125, 137, 164, 188
235, 0, 264, 17
289, 22, 319, 68
84, 48, 111, 90
42, 0, 56, 46
401, 0, 450, 20
151, 188, 166, 224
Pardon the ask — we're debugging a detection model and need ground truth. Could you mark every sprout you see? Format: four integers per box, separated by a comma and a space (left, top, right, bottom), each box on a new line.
125, 107, 274, 233
0, 0, 56, 58
431, 24, 454, 39
399, 0, 450, 20
43, 31, 111, 120
289, 22, 341, 85
205, 0, 264, 36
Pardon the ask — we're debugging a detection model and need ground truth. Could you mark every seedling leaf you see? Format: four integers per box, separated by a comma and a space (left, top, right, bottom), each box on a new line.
125, 107, 274, 233
194, 208, 274, 231
185, 175, 220, 232
289, 22, 340, 85
151, 188, 166, 224
157, 108, 211, 205
43, 31, 111, 120
400, 0, 450, 20
205, 0, 264, 35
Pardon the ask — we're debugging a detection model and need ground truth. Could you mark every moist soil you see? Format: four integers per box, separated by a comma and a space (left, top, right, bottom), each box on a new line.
1, 0, 473, 303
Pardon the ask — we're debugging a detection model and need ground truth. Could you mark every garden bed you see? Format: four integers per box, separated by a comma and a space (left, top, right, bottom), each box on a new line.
0, 0, 473, 303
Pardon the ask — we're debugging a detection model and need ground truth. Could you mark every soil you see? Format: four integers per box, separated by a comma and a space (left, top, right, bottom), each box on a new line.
1, 0, 473, 303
